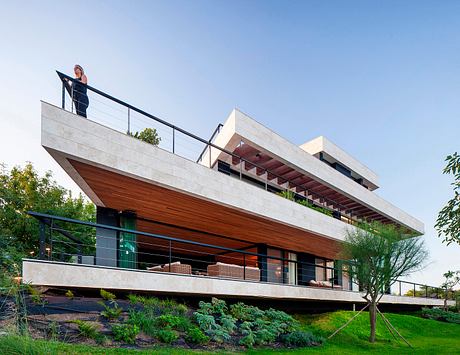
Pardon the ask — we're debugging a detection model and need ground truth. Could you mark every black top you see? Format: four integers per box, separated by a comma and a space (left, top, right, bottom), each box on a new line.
73, 77, 87, 96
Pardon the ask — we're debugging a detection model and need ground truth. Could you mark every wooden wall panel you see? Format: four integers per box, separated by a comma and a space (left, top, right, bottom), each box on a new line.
70, 160, 342, 259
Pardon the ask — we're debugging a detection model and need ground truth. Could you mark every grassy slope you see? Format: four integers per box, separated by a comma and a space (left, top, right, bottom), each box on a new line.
250, 311, 460, 355
1, 311, 459, 354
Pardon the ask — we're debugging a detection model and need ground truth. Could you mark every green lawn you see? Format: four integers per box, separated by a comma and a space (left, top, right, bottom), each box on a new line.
1, 311, 460, 354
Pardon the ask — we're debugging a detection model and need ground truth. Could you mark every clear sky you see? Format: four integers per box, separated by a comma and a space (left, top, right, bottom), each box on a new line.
1, 1, 459, 287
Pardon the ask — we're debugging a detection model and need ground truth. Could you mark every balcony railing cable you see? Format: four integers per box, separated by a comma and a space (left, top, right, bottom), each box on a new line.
56, 71, 385, 226
29, 211, 450, 300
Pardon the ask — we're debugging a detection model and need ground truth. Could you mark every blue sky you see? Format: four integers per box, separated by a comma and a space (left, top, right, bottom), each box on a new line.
0, 0, 459, 286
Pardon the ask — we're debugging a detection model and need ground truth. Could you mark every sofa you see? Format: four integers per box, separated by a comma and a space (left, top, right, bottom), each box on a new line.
207, 262, 260, 281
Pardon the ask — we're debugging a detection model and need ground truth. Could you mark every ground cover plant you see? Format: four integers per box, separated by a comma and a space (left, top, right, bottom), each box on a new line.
2, 310, 460, 354
421, 307, 460, 324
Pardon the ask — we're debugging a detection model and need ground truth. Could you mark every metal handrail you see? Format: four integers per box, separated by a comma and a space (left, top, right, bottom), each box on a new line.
56, 71, 400, 228
196, 123, 224, 163
29, 211, 447, 298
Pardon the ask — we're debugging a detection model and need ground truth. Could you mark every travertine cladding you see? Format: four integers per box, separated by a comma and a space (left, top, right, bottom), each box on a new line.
41, 102, 355, 243
23, 260, 452, 307
209, 109, 424, 235
300, 136, 379, 190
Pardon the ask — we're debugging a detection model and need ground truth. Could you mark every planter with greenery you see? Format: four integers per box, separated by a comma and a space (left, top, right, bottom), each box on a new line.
277, 190, 333, 217
127, 128, 161, 146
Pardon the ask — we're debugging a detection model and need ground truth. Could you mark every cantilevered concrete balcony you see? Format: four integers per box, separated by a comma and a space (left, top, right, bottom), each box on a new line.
22, 259, 452, 309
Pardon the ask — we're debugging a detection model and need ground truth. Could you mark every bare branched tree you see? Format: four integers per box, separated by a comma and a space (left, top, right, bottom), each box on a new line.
342, 222, 428, 343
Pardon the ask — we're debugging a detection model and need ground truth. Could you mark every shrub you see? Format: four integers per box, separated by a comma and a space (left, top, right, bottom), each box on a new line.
422, 307, 460, 324
185, 326, 209, 345
128, 128, 161, 146
194, 313, 217, 332
220, 314, 236, 334
239, 332, 256, 348
133, 296, 188, 316
208, 327, 231, 344
128, 309, 156, 337
65, 290, 74, 299
112, 323, 139, 344
156, 328, 178, 344
281, 331, 323, 347
277, 190, 295, 201
73, 320, 98, 340
254, 327, 277, 345
154, 314, 191, 331
230, 302, 264, 322
99, 301, 122, 321
100, 289, 116, 301
196, 297, 228, 316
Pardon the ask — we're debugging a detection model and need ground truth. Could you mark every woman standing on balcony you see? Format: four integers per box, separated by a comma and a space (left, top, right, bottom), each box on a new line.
72, 64, 89, 118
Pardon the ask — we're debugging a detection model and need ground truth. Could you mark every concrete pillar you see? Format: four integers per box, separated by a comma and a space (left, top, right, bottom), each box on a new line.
96, 207, 118, 267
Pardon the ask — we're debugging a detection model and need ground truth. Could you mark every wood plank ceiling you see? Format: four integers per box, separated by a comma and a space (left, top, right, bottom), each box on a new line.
70, 160, 342, 259
232, 143, 396, 226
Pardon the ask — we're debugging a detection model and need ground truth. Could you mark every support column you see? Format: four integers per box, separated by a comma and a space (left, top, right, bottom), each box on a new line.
96, 207, 118, 267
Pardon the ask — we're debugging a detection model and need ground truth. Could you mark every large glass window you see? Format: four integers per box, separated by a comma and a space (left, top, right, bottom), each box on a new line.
267, 248, 283, 283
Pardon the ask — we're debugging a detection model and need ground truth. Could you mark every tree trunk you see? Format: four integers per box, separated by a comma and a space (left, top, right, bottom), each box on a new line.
369, 302, 377, 343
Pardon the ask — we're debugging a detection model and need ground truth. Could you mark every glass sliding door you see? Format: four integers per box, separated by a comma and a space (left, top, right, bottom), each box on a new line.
118, 213, 137, 269
288, 252, 297, 285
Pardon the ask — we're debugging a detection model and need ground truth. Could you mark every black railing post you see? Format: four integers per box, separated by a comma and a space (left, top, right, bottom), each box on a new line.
61, 81, 66, 109
127, 107, 131, 134
169, 240, 172, 269
413, 283, 416, 297
209, 144, 212, 168
77, 243, 82, 264
71, 84, 74, 113
399, 281, 401, 296
425, 285, 428, 298
265, 170, 268, 191
39, 221, 46, 260
172, 128, 175, 154
243, 254, 246, 280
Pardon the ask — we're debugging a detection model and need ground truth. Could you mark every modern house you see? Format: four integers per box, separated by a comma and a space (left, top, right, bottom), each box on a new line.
22, 72, 452, 308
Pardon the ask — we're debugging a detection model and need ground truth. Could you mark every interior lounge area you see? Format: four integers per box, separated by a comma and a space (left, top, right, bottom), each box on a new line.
95, 208, 352, 291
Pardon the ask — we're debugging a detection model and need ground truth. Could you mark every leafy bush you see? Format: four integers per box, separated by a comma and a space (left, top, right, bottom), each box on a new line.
297, 199, 333, 217
277, 190, 295, 201
277, 190, 333, 217
230, 302, 264, 322
185, 326, 209, 345
196, 298, 228, 316
128, 309, 156, 337
73, 320, 99, 340
156, 328, 178, 344
98, 289, 122, 321
194, 313, 217, 332
254, 327, 277, 345
128, 128, 161, 146
154, 314, 191, 331
128, 295, 187, 316
220, 314, 236, 334
281, 330, 324, 347
421, 307, 460, 324
112, 323, 139, 344
100, 289, 116, 301
239, 332, 256, 348
99, 301, 122, 321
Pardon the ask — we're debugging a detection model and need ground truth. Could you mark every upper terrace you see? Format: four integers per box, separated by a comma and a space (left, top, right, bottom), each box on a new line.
48, 71, 423, 241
